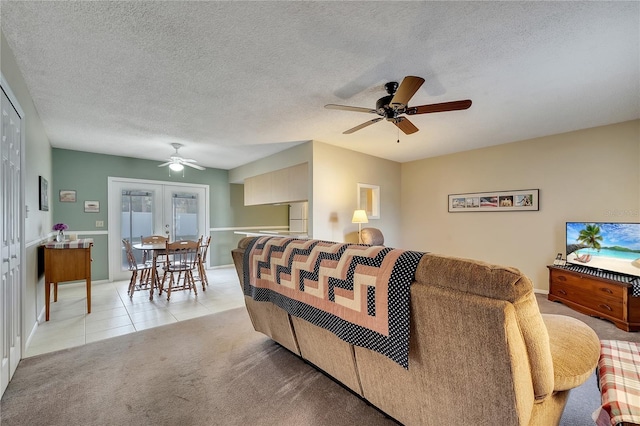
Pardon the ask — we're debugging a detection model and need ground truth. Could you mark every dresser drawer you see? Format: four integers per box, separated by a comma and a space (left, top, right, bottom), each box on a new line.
550, 278, 624, 319
548, 266, 639, 331
550, 269, 625, 299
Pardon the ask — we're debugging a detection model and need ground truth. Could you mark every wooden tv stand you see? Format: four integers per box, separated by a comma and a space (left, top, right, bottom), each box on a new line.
547, 265, 640, 332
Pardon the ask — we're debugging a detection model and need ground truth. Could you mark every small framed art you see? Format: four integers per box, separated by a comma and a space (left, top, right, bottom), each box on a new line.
59, 190, 76, 202
84, 201, 99, 213
39, 176, 49, 211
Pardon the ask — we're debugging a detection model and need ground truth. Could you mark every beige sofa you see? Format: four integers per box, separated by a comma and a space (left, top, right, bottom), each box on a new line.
232, 237, 600, 426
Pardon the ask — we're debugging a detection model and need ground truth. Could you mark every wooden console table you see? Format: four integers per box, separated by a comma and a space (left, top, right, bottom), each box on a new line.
548, 265, 640, 332
43, 238, 93, 321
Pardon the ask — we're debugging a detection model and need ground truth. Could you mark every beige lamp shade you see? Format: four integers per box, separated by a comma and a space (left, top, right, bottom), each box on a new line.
352, 210, 369, 244
352, 209, 369, 224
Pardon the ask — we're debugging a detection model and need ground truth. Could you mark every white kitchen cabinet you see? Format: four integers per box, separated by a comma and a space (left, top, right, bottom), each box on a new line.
244, 163, 308, 206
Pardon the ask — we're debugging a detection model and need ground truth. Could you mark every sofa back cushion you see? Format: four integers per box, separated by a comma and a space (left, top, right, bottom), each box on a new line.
414, 253, 554, 401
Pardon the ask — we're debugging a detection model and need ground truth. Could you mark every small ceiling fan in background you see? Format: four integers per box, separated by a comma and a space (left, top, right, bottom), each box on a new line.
325, 76, 472, 136
158, 143, 205, 173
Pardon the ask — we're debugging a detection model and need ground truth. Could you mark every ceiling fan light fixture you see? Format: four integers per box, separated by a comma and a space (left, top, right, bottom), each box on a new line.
169, 162, 184, 172
325, 76, 471, 136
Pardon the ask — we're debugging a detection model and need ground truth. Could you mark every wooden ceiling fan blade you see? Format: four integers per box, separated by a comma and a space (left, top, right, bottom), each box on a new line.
406, 99, 472, 115
394, 117, 419, 135
325, 104, 377, 114
343, 118, 383, 134
183, 162, 205, 170
390, 76, 425, 108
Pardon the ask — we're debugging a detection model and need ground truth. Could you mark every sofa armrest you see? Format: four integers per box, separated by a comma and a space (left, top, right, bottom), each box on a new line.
542, 314, 600, 391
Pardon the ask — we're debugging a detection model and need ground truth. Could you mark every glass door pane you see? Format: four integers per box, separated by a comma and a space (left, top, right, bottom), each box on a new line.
164, 186, 205, 242
171, 192, 198, 241
120, 190, 155, 268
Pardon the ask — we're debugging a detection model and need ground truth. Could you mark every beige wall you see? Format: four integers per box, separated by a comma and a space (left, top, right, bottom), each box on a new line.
401, 120, 640, 292
229, 140, 402, 245
2, 31, 53, 343
312, 141, 401, 245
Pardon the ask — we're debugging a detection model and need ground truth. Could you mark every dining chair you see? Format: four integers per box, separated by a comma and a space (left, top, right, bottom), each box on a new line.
141, 235, 170, 272
122, 239, 155, 297
194, 236, 211, 290
140, 234, 169, 262
159, 238, 201, 301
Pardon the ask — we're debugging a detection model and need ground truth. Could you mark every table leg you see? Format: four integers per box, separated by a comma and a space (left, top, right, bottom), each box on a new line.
45, 281, 51, 321
86, 277, 91, 314
149, 252, 156, 300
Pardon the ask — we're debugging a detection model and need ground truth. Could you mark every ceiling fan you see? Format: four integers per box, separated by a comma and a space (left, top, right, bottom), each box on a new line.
158, 143, 205, 172
325, 76, 472, 135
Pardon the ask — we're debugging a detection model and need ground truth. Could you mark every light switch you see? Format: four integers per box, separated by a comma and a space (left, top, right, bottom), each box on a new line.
96, 220, 104, 228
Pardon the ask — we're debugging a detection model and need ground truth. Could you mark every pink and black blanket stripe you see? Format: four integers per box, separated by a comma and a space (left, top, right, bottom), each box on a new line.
243, 236, 424, 368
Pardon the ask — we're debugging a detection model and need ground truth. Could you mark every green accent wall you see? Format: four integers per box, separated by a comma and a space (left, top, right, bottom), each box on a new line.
52, 148, 288, 280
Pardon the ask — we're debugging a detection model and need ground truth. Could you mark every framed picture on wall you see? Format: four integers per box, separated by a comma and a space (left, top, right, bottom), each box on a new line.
39, 176, 49, 211
59, 190, 76, 202
448, 189, 539, 212
84, 200, 99, 213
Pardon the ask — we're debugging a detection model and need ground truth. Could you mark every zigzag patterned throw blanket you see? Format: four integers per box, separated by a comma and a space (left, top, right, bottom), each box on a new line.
243, 236, 424, 369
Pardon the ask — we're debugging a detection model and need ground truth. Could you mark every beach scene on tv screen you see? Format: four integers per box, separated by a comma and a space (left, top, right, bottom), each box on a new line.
566, 222, 640, 277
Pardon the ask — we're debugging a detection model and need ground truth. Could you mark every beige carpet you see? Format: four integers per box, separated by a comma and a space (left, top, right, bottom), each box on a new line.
535, 293, 640, 425
536, 293, 640, 343
2, 296, 635, 425
0, 308, 393, 426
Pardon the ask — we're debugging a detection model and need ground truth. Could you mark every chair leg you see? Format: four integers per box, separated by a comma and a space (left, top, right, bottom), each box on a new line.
166, 273, 174, 301
141, 268, 150, 288
128, 271, 137, 297
199, 262, 208, 291
189, 271, 197, 295
159, 271, 168, 295
155, 268, 162, 293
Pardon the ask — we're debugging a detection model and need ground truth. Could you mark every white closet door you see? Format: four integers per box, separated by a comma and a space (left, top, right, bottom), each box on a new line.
1, 87, 22, 397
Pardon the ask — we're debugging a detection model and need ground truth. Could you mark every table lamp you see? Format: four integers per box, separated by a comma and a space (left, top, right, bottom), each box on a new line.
352, 209, 369, 243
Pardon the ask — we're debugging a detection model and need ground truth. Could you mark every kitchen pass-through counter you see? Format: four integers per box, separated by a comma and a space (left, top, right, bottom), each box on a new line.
234, 230, 309, 239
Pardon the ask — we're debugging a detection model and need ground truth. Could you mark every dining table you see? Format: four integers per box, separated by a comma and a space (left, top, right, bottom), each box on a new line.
132, 242, 166, 300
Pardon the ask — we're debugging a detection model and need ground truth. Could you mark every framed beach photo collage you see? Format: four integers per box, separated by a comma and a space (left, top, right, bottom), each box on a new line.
448, 189, 539, 213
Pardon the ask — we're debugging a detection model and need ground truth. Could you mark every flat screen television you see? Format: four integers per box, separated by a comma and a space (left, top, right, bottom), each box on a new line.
566, 222, 640, 278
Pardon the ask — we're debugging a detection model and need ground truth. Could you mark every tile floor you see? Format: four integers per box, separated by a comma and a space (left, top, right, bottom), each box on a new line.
25, 265, 245, 358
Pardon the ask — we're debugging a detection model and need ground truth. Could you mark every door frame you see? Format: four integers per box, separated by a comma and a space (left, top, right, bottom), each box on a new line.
107, 177, 209, 282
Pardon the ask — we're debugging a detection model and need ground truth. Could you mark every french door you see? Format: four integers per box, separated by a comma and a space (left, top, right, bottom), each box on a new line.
1, 84, 23, 397
108, 178, 208, 282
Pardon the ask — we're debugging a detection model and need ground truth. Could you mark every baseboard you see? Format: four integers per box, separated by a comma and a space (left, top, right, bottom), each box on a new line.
211, 264, 233, 269
534, 288, 549, 295
24, 313, 41, 351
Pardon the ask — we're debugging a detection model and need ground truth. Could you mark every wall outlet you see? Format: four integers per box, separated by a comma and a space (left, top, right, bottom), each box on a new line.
96, 220, 104, 228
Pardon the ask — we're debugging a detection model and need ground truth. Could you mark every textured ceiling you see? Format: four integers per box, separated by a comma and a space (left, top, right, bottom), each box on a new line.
1, 1, 639, 170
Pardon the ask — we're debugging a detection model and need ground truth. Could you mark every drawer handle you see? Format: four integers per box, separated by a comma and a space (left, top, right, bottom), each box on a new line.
558, 289, 567, 296
600, 288, 613, 294
557, 276, 567, 282
599, 304, 613, 311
